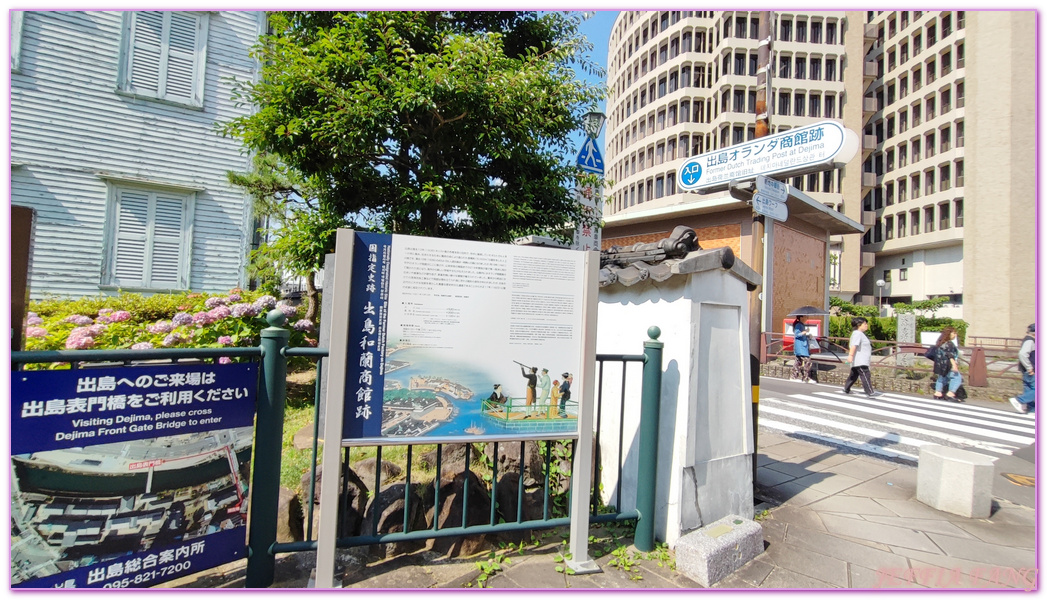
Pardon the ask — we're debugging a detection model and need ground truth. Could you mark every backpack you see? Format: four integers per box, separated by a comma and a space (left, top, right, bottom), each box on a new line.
923, 345, 937, 360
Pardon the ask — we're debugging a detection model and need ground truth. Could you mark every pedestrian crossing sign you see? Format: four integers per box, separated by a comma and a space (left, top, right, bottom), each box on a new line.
576, 138, 604, 174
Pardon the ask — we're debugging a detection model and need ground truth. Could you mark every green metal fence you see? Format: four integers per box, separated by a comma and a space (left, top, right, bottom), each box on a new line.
12, 316, 664, 589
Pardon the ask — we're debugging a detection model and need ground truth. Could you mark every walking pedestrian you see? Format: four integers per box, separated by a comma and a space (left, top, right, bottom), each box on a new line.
842, 317, 881, 397
790, 315, 814, 383
930, 327, 963, 402
1009, 323, 1036, 414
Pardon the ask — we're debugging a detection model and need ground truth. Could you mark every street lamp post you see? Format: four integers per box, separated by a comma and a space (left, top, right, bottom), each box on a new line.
876, 279, 886, 316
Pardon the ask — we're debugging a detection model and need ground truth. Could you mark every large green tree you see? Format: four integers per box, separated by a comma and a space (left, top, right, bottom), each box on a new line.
224, 11, 605, 248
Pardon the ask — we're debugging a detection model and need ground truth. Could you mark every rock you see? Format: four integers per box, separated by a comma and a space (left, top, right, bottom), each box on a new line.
422, 470, 493, 557
352, 457, 402, 489
277, 487, 305, 543
361, 482, 427, 559
484, 440, 543, 487
300, 462, 369, 539
419, 443, 481, 477
490, 473, 548, 544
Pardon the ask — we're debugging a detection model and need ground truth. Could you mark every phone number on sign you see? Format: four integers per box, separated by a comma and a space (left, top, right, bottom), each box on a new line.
103, 561, 191, 588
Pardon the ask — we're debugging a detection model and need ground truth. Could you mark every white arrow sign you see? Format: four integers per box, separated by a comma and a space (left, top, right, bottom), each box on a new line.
677, 120, 858, 192
755, 175, 788, 202
752, 192, 789, 222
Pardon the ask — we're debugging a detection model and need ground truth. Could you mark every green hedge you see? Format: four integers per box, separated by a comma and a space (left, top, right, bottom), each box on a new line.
828, 315, 968, 346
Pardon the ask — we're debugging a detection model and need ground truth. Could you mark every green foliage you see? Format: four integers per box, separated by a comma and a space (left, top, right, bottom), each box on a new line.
223, 11, 606, 244
473, 550, 512, 588
892, 296, 948, 317
917, 317, 969, 345
829, 296, 879, 318
830, 315, 968, 346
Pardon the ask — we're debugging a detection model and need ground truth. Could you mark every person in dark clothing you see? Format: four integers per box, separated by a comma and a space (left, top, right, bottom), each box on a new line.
521, 366, 538, 416
1010, 323, 1036, 413
558, 373, 573, 417
930, 327, 962, 401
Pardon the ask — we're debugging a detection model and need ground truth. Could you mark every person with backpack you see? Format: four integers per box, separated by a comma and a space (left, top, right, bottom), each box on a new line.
790, 315, 815, 383
930, 327, 963, 402
1009, 323, 1036, 414
842, 317, 881, 397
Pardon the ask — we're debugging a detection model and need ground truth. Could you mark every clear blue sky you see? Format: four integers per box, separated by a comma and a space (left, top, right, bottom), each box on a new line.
569, 11, 617, 157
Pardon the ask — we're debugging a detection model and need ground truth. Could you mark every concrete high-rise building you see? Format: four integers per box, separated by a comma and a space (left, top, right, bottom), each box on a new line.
601, 10, 1035, 338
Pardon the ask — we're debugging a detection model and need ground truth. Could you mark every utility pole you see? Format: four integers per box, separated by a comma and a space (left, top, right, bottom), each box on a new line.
750, 11, 773, 489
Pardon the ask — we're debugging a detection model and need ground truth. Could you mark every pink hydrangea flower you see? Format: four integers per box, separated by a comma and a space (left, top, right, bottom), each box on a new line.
70, 325, 106, 338
98, 308, 113, 315
293, 319, 315, 333
205, 297, 228, 309
228, 293, 242, 302
192, 311, 215, 326
27, 311, 38, 319
162, 333, 186, 347
147, 320, 174, 334
218, 357, 232, 364
208, 305, 232, 321
218, 336, 233, 346
65, 333, 95, 350
26, 315, 44, 326
172, 312, 194, 327
131, 342, 154, 350
26, 326, 48, 338
63, 314, 94, 326
252, 295, 277, 311
230, 303, 258, 318
108, 310, 132, 323
276, 302, 299, 320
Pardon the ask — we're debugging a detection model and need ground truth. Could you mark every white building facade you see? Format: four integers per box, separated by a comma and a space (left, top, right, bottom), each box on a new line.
11, 11, 266, 299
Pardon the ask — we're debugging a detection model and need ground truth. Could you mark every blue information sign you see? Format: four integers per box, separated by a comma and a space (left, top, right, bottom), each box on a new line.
11, 363, 257, 588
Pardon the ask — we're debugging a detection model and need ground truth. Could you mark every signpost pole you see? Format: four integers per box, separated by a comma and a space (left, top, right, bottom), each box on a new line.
245, 311, 290, 588
750, 10, 773, 491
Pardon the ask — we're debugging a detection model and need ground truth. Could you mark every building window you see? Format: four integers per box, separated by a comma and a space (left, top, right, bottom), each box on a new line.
812, 21, 823, 43
883, 269, 892, 283
898, 213, 906, 238
750, 18, 759, 39
748, 90, 757, 113
885, 216, 894, 239
780, 19, 792, 42
911, 210, 920, 236
825, 58, 836, 81
809, 94, 820, 117
779, 56, 791, 78
900, 267, 908, 281
778, 92, 791, 115
940, 164, 951, 190
797, 20, 807, 42
939, 203, 951, 230
955, 199, 964, 227
810, 58, 821, 80
924, 206, 935, 233
11, 10, 25, 72
795, 57, 806, 79
118, 11, 210, 108
794, 92, 805, 116
749, 53, 758, 76
103, 182, 195, 290
824, 94, 835, 118
827, 21, 837, 44
736, 16, 747, 38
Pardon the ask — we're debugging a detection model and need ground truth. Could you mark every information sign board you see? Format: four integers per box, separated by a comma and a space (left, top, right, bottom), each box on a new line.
755, 175, 788, 201
677, 120, 858, 192
337, 232, 591, 442
10, 363, 257, 589
752, 193, 789, 222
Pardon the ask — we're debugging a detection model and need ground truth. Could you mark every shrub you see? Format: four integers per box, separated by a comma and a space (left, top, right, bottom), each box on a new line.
20, 289, 313, 364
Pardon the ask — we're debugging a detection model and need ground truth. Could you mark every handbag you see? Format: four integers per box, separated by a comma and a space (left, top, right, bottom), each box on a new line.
923, 345, 937, 360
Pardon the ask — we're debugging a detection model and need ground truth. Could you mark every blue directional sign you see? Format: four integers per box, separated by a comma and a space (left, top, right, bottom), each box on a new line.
680, 161, 702, 187
576, 138, 604, 174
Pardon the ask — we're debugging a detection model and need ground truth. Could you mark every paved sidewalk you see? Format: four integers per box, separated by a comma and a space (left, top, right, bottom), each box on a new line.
170, 432, 1037, 591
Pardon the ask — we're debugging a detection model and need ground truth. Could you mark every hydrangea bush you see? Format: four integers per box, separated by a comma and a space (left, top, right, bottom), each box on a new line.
22, 289, 317, 361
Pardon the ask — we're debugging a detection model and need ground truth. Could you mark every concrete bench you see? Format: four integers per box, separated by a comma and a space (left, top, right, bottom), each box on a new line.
916, 445, 996, 518
675, 514, 763, 587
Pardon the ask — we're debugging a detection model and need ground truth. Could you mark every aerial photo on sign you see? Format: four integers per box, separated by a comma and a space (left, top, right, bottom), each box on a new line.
678, 120, 857, 192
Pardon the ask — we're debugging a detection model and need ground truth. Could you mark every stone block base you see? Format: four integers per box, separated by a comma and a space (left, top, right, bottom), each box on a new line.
916, 444, 996, 518
674, 514, 763, 587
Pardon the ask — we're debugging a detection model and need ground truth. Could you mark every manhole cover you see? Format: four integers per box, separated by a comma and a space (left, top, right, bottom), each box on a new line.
1002, 473, 1035, 487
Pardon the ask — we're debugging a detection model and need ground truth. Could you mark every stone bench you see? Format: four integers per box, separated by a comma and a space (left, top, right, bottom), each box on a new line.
916, 444, 996, 518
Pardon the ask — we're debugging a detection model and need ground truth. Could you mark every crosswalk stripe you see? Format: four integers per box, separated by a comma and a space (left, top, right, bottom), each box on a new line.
812, 391, 1036, 436
815, 388, 1036, 427
786, 393, 1035, 445
759, 418, 919, 462
759, 401, 1021, 455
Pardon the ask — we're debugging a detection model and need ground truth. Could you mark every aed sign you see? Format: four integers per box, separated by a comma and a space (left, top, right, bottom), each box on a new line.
677, 120, 857, 193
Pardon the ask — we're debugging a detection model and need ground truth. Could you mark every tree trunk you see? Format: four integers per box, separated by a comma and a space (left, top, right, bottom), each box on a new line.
304, 271, 319, 324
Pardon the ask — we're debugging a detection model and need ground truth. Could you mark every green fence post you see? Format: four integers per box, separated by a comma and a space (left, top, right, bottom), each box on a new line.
635, 326, 663, 552
245, 310, 290, 588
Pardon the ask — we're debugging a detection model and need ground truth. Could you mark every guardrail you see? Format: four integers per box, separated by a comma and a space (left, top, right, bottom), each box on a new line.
761, 332, 1024, 387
